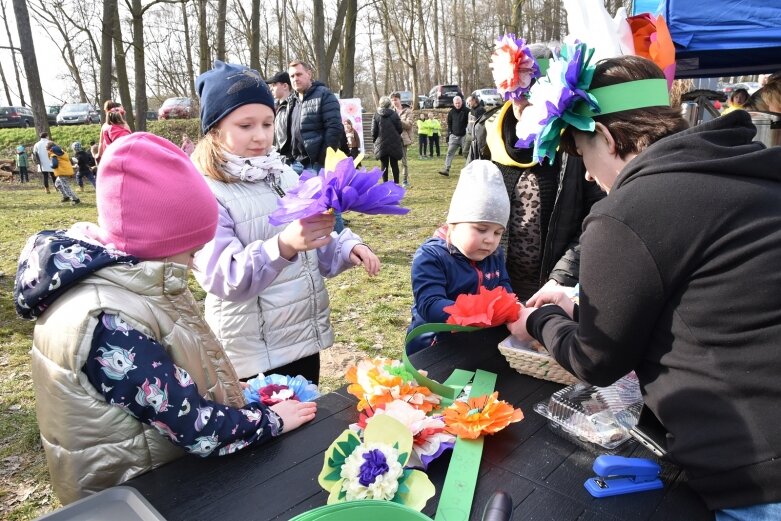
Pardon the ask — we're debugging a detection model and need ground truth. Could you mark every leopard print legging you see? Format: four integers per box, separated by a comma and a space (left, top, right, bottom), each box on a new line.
506, 169, 542, 300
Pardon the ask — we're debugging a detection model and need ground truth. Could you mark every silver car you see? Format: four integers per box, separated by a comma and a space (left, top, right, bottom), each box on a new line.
472, 89, 503, 107
56, 103, 100, 125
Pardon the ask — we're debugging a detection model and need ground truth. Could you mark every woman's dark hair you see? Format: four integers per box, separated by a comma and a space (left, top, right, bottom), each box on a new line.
561, 55, 688, 158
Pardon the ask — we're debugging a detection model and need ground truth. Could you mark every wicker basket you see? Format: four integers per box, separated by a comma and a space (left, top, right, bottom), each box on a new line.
497, 335, 579, 385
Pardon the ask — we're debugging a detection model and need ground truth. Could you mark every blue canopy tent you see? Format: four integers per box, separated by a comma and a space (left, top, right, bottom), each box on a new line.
632, 0, 781, 77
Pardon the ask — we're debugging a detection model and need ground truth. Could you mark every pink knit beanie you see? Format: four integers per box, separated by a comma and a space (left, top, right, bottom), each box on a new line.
95, 132, 218, 259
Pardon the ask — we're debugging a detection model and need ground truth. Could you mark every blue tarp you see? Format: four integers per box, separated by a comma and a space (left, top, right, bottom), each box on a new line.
632, 0, 781, 77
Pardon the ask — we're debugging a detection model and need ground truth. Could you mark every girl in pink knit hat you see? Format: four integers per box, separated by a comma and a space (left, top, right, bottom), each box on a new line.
191, 61, 380, 385
14, 132, 316, 505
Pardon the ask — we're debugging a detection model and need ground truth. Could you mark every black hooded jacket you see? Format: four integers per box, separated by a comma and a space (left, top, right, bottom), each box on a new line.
528, 111, 781, 510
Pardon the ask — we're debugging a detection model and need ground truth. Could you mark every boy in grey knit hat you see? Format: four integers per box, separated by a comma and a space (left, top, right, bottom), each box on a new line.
407, 160, 517, 354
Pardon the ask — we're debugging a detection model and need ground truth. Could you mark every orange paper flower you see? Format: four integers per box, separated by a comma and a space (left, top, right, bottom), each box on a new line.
443, 392, 524, 439
346, 358, 441, 413
443, 286, 521, 327
627, 14, 675, 89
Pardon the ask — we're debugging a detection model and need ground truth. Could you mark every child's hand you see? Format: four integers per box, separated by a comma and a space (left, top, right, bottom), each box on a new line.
349, 244, 380, 276
507, 306, 537, 343
278, 213, 336, 259
270, 400, 317, 433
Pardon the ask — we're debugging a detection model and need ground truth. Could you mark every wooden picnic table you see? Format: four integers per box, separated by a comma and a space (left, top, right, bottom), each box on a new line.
126, 328, 712, 520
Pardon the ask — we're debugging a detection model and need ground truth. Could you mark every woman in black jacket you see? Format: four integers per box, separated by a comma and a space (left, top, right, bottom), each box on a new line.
371, 96, 403, 184
516, 55, 781, 519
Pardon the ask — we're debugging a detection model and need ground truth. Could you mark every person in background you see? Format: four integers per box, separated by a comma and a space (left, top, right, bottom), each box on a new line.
46, 141, 80, 205
32, 132, 55, 194
761, 74, 781, 113
371, 96, 404, 184
95, 101, 131, 164
285, 60, 346, 231
344, 118, 361, 159
722, 88, 749, 115
15, 145, 29, 183
439, 96, 468, 176
407, 160, 515, 354
191, 61, 380, 385
391, 92, 415, 188
181, 134, 195, 156
416, 113, 430, 159
14, 132, 316, 506
463, 96, 485, 165
71, 142, 96, 191
516, 55, 781, 520
267, 71, 292, 159
427, 112, 441, 158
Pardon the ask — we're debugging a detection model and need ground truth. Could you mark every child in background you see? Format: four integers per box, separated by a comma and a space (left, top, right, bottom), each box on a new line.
71, 142, 96, 190
191, 61, 380, 384
407, 160, 514, 354
46, 141, 80, 205
95, 101, 131, 163
427, 112, 441, 157
14, 133, 316, 505
15, 145, 29, 183
416, 113, 429, 159
344, 119, 361, 159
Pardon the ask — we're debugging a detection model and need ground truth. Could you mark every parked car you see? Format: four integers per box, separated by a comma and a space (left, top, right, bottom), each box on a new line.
47, 105, 61, 125
146, 110, 159, 121
0, 106, 35, 128
426, 84, 464, 108
417, 95, 428, 109
158, 97, 194, 119
471, 88, 503, 107
57, 103, 100, 125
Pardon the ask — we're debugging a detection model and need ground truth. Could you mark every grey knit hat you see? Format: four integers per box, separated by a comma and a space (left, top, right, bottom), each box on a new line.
446, 160, 510, 226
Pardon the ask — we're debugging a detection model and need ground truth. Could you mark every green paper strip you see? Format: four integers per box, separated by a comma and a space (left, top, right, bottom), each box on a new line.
537, 58, 551, 76
573, 78, 669, 117
403, 323, 481, 400
434, 369, 497, 521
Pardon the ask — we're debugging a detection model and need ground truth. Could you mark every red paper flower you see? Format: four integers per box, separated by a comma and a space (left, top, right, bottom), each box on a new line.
259, 384, 295, 405
443, 286, 521, 327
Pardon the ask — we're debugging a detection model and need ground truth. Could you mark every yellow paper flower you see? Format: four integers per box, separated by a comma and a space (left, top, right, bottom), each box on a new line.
443, 392, 524, 439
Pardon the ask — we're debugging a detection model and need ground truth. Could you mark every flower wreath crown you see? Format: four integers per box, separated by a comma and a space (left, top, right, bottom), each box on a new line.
515, 40, 670, 164
489, 34, 543, 101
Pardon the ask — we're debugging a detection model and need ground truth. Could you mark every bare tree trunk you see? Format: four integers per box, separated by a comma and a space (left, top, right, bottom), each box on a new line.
182, 0, 196, 100
274, 0, 282, 70
198, 0, 208, 73
0, 62, 12, 105
323, 0, 347, 87
416, 0, 430, 91
367, 18, 380, 104
130, 0, 147, 131
12, 0, 47, 134
100, 0, 117, 118
250, 0, 260, 70
433, 0, 440, 84
113, 13, 135, 130
216, 0, 226, 61
512, 0, 524, 34
340, 0, 356, 98
313, 0, 325, 80
0, 0, 25, 106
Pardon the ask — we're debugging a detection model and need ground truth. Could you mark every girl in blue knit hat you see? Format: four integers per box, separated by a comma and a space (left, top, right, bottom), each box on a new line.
191, 61, 380, 385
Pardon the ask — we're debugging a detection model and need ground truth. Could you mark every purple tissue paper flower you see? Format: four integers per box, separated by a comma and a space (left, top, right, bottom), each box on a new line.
268, 157, 410, 226
358, 448, 390, 486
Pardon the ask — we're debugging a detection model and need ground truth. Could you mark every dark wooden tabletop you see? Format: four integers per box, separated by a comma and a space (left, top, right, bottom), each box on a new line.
126, 328, 712, 521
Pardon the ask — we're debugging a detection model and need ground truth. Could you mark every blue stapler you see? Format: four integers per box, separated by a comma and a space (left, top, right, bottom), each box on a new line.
584, 455, 663, 498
